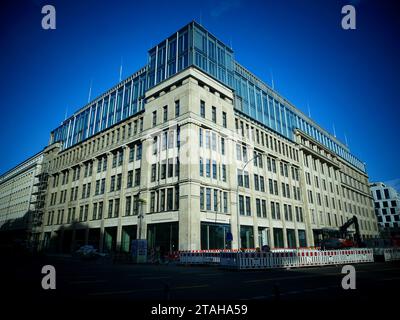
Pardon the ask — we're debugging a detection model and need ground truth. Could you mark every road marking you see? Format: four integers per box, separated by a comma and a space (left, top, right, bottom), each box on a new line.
141, 276, 171, 280
243, 274, 319, 283
174, 284, 209, 290
89, 284, 209, 296
89, 288, 159, 296
382, 276, 400, 281
69, 280, 107, 285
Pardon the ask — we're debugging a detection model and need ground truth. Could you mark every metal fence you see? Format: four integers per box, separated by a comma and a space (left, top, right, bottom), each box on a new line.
179, 248, 375, 269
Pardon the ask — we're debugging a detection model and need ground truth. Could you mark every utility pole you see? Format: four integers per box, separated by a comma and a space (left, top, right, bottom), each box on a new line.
236, 152, 265, 249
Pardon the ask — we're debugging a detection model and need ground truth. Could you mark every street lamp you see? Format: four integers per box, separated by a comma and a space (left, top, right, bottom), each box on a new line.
137, 197, 147, 240
236, 152, 265, 250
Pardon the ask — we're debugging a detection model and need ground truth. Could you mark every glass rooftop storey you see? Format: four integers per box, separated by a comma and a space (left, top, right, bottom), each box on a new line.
50, 66, 147, 150
185, 21, 365, 172
49, 21, 366, 173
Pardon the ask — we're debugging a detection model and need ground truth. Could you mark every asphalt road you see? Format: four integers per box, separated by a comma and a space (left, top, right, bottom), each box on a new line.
3, 254, 400, 304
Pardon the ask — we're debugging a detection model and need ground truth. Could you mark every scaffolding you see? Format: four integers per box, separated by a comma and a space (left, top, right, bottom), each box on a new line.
27, 161, 49, 250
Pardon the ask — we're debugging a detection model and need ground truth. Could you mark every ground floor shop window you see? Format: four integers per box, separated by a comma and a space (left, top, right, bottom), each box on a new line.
287, 229, 296, 248
201, 222, 231, 249
273, 228, 284, 248
298, 230, 307, 247
147, 222, 178, 255
240, 225, 254, 249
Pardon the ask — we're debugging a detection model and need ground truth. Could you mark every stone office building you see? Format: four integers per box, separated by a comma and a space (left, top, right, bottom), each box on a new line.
0, 150, 46, 243
35, 22, 378, 253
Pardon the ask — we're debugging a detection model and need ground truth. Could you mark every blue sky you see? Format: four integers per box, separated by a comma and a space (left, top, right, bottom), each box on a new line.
0, 0, 399, 188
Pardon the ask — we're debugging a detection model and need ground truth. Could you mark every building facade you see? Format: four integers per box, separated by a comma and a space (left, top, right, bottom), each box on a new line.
34, 22, 378, 253
370, 182, 400, 233
0, 150, 46, 243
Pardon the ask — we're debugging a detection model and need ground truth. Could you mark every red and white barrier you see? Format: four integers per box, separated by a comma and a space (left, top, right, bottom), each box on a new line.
180, 248, 374, 269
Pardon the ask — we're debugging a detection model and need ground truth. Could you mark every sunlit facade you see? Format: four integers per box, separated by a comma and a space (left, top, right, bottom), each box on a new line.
37, 22, 378, 252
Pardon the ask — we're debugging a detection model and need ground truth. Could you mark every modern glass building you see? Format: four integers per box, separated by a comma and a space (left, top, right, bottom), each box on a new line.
50, 21, 364, 173
38, 21, 377, 253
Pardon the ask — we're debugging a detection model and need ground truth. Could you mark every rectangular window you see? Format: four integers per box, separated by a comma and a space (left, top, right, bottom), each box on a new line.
162, 131, 168, 150
245, 197, 251, 216
223, 192, 228, 213
175, 100, 180, 117
236, 144, 242, 161
199, 157, 204, 176
161, 162, 166, 179
244, 172, 249, 188
163, 105, 168, 123
199, 128, 203, 147
260, 176, 265, 192
212, 160, 217, 179
213, 189, 218, 211
160, 190, 165, 211
152, 111, 157, 127
108, 200, 113, 218
150, 192, 156, 213
261, 200, 267, 218
97, 203, 103, 219
167, 188, 173, 211
114, 199, 120, 217
110, 176, 115, 192
134, 168, 141, 186
112, 153, 117, 168
200, 100, 205, 118
136, 144, 142, 160
239, 195, 245, 215
125, 196, 131, 216
175, 186, 179, 210
206, 159, 211, 177
101, 179, 105, 194
212, 106, 216, 123
254, 174, 259, 191
222, 111, 227, 128
256, 199, 261, 217
151, 164, 157, 182
238, 169, 243, 187
129, 146, 135, 162
116, 174, 122, 190
118, 150, 123, 166
206, 188, 211, 210
168, 158, 174, 178
200, 187, 205, 210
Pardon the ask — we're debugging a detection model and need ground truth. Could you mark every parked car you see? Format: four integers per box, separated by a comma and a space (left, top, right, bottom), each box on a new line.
74, 245, 106, 259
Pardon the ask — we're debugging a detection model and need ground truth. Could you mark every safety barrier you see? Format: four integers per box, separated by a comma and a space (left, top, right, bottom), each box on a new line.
224, 249, 374, 270
383, 248, 400, 261
180, 248, 374, 269
179, 251, 222, 265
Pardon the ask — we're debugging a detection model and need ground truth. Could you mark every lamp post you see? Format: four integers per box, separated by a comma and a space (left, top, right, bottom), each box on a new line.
137, 197, 147, 240
236, 152, 265, 250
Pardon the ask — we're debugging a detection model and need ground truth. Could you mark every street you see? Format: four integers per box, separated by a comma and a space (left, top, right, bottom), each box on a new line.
3, 254, 400, 303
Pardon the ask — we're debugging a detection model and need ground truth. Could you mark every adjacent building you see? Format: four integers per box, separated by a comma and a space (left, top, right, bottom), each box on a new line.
0, 150, 46, 243
26, 21, 378, 253
370, 182, 400, 234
